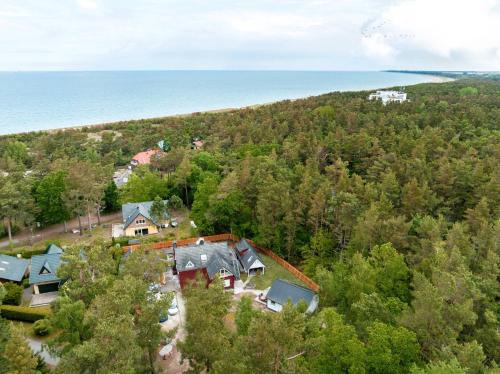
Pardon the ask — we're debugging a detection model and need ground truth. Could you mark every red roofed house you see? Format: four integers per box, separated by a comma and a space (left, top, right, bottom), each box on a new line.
131, 150, 159, 166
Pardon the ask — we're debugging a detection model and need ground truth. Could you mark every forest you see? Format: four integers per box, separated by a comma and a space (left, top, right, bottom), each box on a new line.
0, 78, 499, 373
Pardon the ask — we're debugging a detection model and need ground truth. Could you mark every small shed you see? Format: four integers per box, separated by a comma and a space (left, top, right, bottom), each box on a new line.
235, 239, 265, 275
266, 279, 318, 314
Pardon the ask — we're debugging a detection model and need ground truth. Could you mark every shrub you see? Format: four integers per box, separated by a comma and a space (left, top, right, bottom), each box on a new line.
2, 282, 23, 305
168, 194, 184, 209
0, 305, 51, 322
22, 278, 30, 289
33, 319, 52, 336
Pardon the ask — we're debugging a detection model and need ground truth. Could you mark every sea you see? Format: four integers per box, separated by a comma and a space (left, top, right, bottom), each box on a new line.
0, 71, 441, 135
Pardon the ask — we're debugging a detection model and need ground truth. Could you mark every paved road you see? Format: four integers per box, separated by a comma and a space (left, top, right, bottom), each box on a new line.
27, 338, 59, 366
0, 212, 121, 248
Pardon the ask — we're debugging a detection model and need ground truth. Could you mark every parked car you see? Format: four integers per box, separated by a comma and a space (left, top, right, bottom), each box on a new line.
168, 298, 178, 315
159, 311, 169, 323
170, 219, 178, 228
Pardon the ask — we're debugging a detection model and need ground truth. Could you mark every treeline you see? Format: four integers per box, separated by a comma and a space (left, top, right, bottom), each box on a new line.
0, 79, 499, 371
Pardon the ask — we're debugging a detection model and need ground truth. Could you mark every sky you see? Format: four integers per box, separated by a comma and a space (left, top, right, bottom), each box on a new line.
1, 0, 500, 71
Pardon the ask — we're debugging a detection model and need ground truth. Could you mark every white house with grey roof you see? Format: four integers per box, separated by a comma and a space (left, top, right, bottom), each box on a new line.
235, 238, 265, 275
0, 254, 29, 284
266, 279, 318, 314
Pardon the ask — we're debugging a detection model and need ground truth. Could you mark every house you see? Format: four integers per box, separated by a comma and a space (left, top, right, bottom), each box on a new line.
121, 200, 169, 237
266, 279, 318, 314
175, 240, 240, 289
113, 168, 132, 187
0, 254, 29, 284
29, 244, 64, 294
192, 140, 204, 150
235, 239, 265, 275
131, 149, 160, 166
368, 90, 407, 104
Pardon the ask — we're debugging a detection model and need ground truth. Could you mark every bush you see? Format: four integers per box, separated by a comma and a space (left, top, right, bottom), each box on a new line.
0, 305, 51, 322
22, 278, 30, 289
2, 282, 23, 305
33, 319, 52, 336
168, 195, 184, 209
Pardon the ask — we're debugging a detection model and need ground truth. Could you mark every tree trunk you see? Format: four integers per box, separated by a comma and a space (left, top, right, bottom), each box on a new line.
96, 204, 101, 225
29, 227, 34, 246
184, 184, 189, 207
87, 207, 92, 234
63, 220, 68, 233
78, 215, 83, 236
7, 218, 12, 243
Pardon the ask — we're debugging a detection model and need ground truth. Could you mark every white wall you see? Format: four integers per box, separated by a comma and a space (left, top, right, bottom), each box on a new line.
267, 299, 283, 312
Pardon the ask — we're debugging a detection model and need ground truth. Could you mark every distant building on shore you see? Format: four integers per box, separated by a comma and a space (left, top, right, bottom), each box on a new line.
368, 90, 407, 104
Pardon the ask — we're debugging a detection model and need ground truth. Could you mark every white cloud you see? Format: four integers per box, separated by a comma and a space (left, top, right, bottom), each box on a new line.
362, 0, 500, 68
77, 0, 98, 11
0, 0, 499, 70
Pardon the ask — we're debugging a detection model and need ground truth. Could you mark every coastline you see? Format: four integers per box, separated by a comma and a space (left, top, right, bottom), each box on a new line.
2, 73, 454, 137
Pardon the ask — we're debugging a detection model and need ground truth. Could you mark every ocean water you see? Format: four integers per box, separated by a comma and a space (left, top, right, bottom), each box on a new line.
0, 71, 438, 135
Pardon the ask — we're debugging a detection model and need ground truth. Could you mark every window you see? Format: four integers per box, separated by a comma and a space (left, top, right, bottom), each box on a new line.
136, 219, 146, 225
219, 268, 232, 278
224, 278, 231, 288
185, 261, 195, 269
270, 300, 276, 305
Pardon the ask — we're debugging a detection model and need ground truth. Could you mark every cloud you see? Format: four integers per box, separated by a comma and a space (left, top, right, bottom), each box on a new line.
362, 0, 500, 68
77, 0, 98, 11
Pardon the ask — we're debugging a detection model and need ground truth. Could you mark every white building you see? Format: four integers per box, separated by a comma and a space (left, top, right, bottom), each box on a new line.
368, 90, 407, 105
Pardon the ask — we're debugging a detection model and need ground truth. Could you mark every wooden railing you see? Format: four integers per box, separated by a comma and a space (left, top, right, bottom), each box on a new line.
122, 233, 319, 291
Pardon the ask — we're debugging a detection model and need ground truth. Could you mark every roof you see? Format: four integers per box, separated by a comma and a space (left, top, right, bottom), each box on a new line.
0, 254, 29, 282
29, 252, 62, 285
266, 279, 315, 306
46, 244, 63, 255
175, 241, 240, 280
235, 239, 265, 272
131, 150, 159, 165
122, 200, 169, 229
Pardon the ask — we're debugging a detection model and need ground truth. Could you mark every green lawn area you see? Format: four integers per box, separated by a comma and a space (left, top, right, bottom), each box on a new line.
10, 318, 57, 342
242, 254, 307, 290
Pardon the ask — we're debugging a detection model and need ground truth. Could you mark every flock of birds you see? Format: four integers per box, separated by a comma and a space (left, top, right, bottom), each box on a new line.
360, 19, 415, 40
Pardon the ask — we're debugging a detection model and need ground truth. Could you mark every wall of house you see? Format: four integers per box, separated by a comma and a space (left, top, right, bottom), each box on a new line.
124, 215, 159, 236
179, 268, 209, 289
179, 269, 235, 290
267, 299, 283, 312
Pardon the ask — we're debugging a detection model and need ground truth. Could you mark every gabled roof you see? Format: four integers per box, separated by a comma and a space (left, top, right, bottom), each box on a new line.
175, 242, 240, 280
267, 279, 315, 307
235, 239, 265, 272
0, 254, 29, 282
122, 200, 169, 229
29, 252, 62, 285
46, 244, 63, 255
131, 150, 159, 165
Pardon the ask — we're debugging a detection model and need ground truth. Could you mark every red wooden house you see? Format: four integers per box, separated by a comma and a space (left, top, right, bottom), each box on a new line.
174, 240, 240, 289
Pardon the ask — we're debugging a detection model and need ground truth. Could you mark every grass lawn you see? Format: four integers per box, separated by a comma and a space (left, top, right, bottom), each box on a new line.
10, 318, 57, 342
243, 254, 307, 290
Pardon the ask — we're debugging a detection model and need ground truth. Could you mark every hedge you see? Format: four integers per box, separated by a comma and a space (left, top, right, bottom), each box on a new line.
0, 305, 51, 322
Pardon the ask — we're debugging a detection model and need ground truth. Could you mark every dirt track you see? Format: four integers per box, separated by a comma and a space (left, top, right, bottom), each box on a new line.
0, 212, 122, 248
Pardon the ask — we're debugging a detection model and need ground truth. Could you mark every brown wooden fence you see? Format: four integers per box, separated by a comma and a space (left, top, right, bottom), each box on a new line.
122, 233, 319, 291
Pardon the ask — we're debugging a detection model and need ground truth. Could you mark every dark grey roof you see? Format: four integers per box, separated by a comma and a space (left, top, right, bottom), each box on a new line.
235, 239, 265, 272
267, 279, 315, 306
29, 253, 62, 285
122, 200, 169, 229
0, 254, 29, 282
175, 242, 240, 280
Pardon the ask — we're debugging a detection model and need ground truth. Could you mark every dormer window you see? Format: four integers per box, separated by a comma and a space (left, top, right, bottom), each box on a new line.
185, 261, 195, 269
219, 268, 232, 278
39, 261, 52, 275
